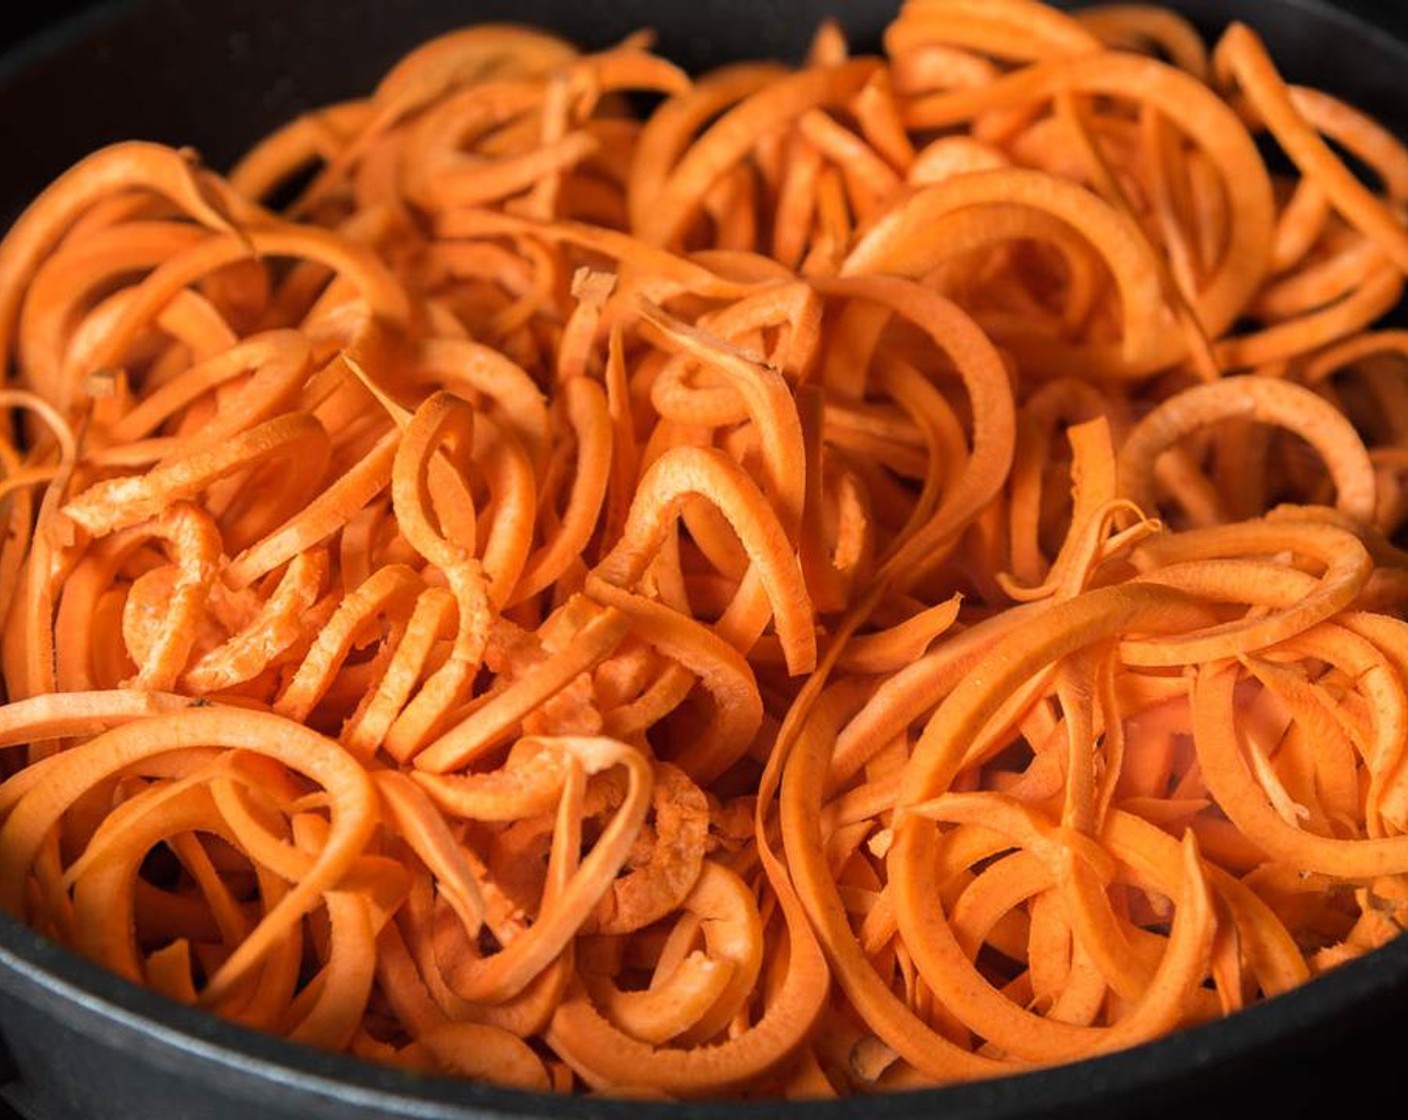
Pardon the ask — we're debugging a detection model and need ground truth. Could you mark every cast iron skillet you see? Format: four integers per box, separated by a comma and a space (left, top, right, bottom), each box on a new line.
1, 2, 1407, 1117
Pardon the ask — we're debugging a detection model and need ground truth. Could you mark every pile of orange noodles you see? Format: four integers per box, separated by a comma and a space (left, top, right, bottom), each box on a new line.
1, 0, 1408, 1098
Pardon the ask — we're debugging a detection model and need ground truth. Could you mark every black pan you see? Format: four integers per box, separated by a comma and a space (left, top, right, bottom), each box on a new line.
1, 2, 1407, 1118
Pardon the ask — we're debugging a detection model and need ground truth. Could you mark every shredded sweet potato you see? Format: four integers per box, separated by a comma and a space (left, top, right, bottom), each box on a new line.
1, 0, 1407, 1100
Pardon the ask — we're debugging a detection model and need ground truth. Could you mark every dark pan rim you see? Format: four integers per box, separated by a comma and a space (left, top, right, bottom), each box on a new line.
0, 0, 135, 91
8, 911, 1408, 1119
1, 0, 1407, 1116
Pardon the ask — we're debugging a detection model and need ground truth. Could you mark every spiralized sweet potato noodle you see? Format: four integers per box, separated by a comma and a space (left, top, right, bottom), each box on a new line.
0, 0, 1406, 1101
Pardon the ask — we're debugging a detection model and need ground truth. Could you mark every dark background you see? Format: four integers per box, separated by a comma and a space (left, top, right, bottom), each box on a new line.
5, 0, 1408, 47
6, 0, 1408, 57
0, 1, 1405, 1118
